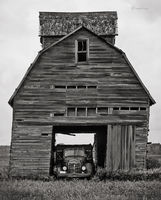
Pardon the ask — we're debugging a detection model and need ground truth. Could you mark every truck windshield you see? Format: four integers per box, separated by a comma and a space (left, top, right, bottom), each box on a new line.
64, 149, 85, 157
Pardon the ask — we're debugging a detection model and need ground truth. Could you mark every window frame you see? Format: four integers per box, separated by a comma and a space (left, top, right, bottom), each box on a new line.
75, 38, 89, 63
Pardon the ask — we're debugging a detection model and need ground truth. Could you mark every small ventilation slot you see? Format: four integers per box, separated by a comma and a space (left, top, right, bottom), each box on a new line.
130, 107, 139, 111
120, 107, 129, 110
113, 107, 119, 110
87, 86, 97, 89
41, 133, 48, 136
67, 86, 76, 89
77, 85, 86, 89
140, 107, 146, 111
54, 113, 64, 117
55, 85, 66, 89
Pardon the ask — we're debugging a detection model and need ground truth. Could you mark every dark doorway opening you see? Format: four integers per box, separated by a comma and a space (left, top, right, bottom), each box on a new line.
50, 125, 107, 175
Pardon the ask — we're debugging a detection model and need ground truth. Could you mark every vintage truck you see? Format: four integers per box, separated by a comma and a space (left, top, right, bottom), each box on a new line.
53, 144, 94, 178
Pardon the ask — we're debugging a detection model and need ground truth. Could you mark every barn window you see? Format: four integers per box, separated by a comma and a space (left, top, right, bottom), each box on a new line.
67, 108, 75, 116
77, 108, 86, 116
97, 107, 108, 114
76, 39, 89, 63
87, 108, 96, 116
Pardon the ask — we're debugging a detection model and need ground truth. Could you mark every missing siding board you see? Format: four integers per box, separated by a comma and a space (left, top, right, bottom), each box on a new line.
55, 85, 66, 89
54, 113, 64, 117
140, 107, 147, 111
87, 86, 97, 89
16, 119, 23, 122
41, 133, 48, 136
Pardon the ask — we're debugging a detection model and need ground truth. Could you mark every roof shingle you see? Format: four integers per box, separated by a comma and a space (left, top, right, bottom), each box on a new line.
39, 11, 118, 36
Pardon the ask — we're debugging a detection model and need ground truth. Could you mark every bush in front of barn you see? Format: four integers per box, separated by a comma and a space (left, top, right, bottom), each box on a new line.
0, 167, 9, 180
146, 157, 161, 169
94, 167, 161, 181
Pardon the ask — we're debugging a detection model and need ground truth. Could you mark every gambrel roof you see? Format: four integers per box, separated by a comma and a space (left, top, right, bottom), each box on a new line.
39, 11, 118, 36
8, 26, 155, 106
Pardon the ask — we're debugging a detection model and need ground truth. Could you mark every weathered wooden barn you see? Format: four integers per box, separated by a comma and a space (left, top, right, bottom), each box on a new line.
9, 11, 155, 176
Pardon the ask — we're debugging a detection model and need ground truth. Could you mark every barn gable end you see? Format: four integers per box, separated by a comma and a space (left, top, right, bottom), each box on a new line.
9, 12, 155, 177
9, 26, 155, 107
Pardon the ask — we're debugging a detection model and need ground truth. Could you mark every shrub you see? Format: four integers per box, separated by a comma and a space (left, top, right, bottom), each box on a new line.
95, 167, 161, 181
0, 167, 9, 180
146, 158, 161, 169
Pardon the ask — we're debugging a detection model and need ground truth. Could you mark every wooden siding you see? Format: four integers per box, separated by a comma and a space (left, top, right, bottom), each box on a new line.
10, 28, 150, 175
10, 123, 52, 176
0, 146, 10, 169
41, 35, 115, 49
106, 125, 135, 171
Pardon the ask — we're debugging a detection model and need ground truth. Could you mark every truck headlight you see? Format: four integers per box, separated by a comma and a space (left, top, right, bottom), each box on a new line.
82, 166, 86, 171
62, 166, 67, 171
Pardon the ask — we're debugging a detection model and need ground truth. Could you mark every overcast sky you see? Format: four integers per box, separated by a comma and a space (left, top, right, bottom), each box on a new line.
0, 0, 161, 145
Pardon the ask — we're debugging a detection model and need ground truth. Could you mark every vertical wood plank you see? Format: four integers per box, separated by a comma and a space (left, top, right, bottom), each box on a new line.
106, 125, 112, 171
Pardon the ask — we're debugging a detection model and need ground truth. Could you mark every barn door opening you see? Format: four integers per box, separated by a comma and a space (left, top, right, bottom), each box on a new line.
50, 125, 107, 175
106, 125, 136, 171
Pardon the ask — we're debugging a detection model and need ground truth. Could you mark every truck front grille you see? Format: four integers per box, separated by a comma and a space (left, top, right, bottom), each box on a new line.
68, 163, 81, 173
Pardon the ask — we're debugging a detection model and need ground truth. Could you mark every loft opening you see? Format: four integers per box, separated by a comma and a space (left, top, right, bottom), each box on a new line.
76, 39, 89, 63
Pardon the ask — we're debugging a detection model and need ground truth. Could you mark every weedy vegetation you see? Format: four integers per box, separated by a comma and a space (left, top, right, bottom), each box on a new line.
0, 179, 161, 200
0, 167, 161, 199
1, 157, 161, 200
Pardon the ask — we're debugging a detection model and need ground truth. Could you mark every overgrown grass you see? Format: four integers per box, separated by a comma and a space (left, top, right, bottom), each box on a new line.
95, 167, 161, 181
1, 167, 161, 199
0, 179, 161, 200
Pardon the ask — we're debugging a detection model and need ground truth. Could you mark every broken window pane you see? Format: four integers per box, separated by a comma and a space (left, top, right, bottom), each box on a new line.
77, 40, 88, 62
78, 52, 87, 62
78, 40, 87, 51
